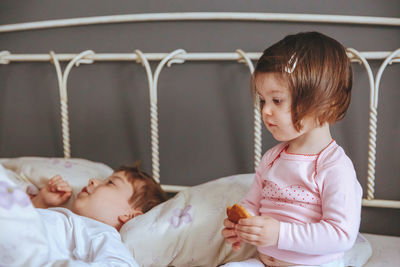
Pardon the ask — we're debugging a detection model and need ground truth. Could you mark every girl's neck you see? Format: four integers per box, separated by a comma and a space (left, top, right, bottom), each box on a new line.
286, 123, 332, 155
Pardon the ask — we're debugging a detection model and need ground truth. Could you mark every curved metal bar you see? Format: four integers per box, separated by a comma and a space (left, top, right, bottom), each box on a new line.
346, 48, 375, 107
148, 49, 187, 183
134, 49, 154, 94
236, 49, 262, 170
49, 51, 71, 159
153, 49, 187, 101
133, 49, 161, 183
130, 49, 188, 183
368, 48, 400, 201
375, 48, 400, 108
346, 48, 377, 200
62, 50, 95, 91
53, 50, 95, 159
235, 49, 255, 73
49, 51, 64, 91
0, 51, 10, 64
1, 12, 400, 33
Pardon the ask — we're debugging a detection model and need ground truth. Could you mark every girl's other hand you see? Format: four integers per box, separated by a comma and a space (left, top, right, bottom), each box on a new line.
221, 218, 242, 251
236, 215, 280, 247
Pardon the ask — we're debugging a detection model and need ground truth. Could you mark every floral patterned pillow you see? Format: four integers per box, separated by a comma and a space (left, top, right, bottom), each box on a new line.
120, 173, 258, 267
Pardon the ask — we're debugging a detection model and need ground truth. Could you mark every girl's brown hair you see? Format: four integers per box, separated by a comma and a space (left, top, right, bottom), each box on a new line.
255, 31, 353, 131
115, 162, 167, 213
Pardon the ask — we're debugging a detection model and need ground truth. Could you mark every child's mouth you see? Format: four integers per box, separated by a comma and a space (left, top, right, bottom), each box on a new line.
79, 187, 89, 195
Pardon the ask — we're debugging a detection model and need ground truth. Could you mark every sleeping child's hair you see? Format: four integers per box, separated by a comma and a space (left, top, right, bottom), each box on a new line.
115, 162, 168, 213
254, 31, 353, 131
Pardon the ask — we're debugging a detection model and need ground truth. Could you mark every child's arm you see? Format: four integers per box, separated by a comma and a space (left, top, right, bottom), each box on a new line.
239, 151, 271, 216
240, 144, 285, 215
239, 173, 263, 216
222, 172, 264, 251
222, 152, 269, 250
30, 175, 72, 208
277, 165, 362, 254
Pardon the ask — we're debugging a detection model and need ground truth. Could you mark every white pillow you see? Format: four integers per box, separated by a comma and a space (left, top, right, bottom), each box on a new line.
121, 173, 372, 267
0, 157, 113, 209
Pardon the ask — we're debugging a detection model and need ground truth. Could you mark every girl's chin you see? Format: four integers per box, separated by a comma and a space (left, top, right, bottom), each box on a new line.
271, 134, 290, 142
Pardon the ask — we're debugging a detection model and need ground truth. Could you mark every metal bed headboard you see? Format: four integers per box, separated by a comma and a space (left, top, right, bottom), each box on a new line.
1, 12, 399, 209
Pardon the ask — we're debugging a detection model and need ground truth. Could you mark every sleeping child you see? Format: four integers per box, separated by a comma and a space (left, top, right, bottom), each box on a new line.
28, 163, 168, 266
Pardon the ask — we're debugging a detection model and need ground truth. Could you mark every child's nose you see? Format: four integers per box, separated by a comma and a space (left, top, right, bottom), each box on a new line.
262, 103, 272, 116
89, 178, 100, 187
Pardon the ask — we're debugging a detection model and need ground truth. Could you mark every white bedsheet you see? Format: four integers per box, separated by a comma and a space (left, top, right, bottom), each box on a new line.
363, 233, 400, 267
0, 165, 138, 267
38, 207, 138, 266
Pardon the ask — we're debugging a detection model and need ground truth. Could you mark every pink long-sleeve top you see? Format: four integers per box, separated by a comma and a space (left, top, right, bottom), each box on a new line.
241, 141, 362, 265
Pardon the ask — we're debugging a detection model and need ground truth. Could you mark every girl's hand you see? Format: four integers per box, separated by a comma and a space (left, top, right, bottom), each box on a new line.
221, 218, 242, 251
236, 215, 280, 247
31, 175, 72, 208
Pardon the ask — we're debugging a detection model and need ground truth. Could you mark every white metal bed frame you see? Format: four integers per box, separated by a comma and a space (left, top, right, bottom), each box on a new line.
0, 12, 399, 209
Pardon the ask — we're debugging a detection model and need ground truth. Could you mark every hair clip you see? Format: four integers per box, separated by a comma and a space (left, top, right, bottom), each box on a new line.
284, 53, 298, 74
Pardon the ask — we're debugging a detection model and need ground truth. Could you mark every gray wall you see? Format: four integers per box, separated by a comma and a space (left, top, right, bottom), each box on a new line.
0, 1, 399, 236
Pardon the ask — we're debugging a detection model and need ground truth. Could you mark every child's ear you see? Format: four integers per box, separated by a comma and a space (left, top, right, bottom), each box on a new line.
118, 210, 143, 224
